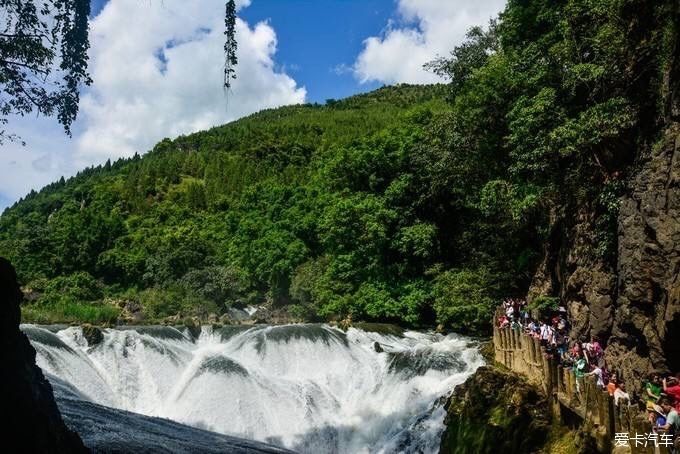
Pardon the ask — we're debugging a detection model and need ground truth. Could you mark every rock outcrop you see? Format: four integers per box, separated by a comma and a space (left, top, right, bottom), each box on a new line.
528, 205, 617, 344
0, 257, 87, 452
528, 126, 680, 390
608, 125, 680, 381
82, 324, 104, 346
439, 366, 550, 454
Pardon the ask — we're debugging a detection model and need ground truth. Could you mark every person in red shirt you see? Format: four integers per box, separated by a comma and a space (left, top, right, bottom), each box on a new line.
663, 376, 680, 411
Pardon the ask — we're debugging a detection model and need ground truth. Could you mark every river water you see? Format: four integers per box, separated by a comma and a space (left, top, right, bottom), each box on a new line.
23, 324, 483, 453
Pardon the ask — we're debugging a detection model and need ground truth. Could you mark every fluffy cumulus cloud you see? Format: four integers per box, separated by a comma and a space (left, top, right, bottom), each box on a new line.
0, 0, 305, 209
76, 0, 305, 166
353, 0, 506, 84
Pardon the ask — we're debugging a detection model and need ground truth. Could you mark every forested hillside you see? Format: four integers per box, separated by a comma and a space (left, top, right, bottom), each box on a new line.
1, 84, 532, 330
2, 0, 677, 336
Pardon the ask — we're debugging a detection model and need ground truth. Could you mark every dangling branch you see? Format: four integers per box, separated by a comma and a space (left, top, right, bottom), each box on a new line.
223, 0, 238, 91
0, 0, 92, 143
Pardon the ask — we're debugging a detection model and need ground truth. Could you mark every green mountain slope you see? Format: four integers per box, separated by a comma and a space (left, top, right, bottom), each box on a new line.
3, 0, 675, 334
4, 84, 492, 327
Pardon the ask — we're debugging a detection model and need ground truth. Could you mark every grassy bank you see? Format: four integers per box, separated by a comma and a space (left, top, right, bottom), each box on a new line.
21, 302, 121, 325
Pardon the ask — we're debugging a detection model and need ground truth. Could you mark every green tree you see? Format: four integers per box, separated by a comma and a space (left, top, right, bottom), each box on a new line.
0, 0, 91, 142
433, 268, 499, 335
41, 271, 103, 305
178, 265, 247, 310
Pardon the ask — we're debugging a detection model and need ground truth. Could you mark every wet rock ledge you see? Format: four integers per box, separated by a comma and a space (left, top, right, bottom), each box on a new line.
439, 366, 550, 454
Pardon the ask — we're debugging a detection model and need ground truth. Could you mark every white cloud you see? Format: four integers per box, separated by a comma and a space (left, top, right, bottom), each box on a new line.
0, 118, 75, 208
0, 0, 305, 209
353, 0, 506, 85
76, 0, 306, 166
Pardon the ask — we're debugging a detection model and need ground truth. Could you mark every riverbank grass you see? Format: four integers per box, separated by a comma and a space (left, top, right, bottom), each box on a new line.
21, 302, 120, 325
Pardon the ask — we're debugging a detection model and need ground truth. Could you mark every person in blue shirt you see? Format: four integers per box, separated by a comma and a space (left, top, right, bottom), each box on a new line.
656, 397, 679, 452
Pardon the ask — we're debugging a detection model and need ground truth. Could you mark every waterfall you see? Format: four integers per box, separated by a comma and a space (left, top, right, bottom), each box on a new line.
23, 324, 483, 453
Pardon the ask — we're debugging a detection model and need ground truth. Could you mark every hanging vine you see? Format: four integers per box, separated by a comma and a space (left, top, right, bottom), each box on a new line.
223, 0, 238, 90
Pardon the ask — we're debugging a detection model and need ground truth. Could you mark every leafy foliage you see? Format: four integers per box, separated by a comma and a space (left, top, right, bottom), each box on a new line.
433, 268, 499, 334
2, 0, 677, 334
0, 0, 92, 141
41, 271, 103, 304
527, 296, 560, 317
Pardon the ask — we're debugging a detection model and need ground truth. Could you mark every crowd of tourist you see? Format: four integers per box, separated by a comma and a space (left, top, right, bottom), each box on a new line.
497, 298, 679, 448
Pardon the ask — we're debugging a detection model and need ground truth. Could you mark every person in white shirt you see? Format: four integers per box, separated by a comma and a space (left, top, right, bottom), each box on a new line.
586, 366, 605, 389
540, 323, 553, 344
506, 305, 515, 318
614, 382, 631, 406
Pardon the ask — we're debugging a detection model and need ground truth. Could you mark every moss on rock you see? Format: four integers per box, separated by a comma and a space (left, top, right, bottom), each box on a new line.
440, 366, 550, 454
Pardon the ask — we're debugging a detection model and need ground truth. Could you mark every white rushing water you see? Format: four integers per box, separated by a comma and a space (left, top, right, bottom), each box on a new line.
23, 324, 483, 453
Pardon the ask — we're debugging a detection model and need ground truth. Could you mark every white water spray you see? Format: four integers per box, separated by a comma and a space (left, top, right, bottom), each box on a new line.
24, 324, 483, 453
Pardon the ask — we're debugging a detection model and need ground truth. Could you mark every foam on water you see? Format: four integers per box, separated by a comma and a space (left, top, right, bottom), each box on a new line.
23, 323, 483, 453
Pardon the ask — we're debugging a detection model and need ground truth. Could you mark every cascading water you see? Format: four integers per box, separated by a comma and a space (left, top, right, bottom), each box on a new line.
23, 323, 483, 453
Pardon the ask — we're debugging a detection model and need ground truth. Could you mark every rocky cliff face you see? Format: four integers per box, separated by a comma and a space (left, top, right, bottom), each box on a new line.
528, 40, 680, 389
439, 366, 550, 454
0, 257, 86, 452
527, 131, 680, 388
608, 125, 680, 381
527, 204, 618, 345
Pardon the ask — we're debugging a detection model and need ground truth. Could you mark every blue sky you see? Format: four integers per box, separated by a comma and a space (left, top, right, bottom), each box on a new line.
0, 0, 506, 211
239, 0, 391, 103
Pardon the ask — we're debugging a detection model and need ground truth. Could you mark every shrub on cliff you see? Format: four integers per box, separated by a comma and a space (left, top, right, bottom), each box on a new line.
528, 295, 560, 318
433, 268, 499, 335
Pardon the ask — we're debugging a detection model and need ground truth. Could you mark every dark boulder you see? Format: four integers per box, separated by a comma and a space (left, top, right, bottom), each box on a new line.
352, 322, 405, 337
81, 324, 103, 347
0, 257, 87, 452
183, 317, 202, 340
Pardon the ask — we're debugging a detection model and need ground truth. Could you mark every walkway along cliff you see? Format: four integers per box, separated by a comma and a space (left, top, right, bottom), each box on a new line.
493, 314, 666, 454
